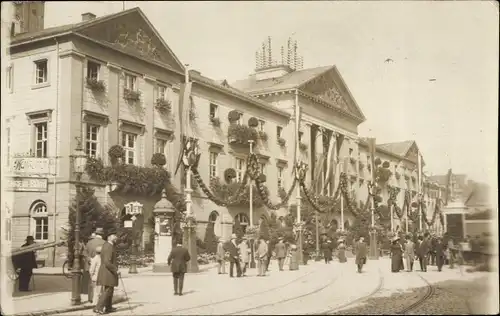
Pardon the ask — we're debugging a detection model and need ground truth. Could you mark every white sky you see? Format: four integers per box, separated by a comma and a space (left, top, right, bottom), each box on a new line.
44, 1, 498, 186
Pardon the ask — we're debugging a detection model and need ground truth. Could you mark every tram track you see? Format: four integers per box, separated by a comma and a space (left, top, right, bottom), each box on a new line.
149, 266, 319, 315
395, 272, 435, 315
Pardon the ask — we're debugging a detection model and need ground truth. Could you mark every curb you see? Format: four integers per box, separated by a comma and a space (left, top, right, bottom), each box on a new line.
13, 294, 127, 316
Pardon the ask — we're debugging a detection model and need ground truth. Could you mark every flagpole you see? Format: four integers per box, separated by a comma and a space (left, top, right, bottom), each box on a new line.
294, 89, 303, 265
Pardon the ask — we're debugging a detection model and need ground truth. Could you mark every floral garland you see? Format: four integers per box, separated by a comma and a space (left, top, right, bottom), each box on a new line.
386, 186, 404, 219
419, 198, 444, 227
255, 178, 296, 210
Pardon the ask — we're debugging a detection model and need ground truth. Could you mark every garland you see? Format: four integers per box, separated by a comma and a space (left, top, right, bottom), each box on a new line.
419, 198, 444, 227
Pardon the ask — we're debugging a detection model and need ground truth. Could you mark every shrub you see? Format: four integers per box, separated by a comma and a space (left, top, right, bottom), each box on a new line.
155, 99, 172, 112
224, 168, 237, 183
108, 145, 125, 162
258, 131, 268, 141
382, 161, 390, 168
203, 222, 217, 254
123, 88, 141, 101
151, 153, 166, 167
228, 110, 240, 123
248, 117, 259, 127
259, 220, 270, 240
86, 77, 106, 92
257, 174, 267, 183
227, 124, 258, 145
232, 216, 244, 239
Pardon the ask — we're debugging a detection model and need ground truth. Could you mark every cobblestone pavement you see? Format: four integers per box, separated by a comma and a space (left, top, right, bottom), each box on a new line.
61, 258, 498, 315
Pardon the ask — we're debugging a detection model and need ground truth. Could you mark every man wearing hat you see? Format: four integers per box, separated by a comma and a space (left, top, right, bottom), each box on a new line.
216, 237, 226, 274
256, 237, 269, 276
168, 240, 191, 295
16, 236, 38, 291
274, 237, 287, 271
94, 231, 119, 315
85, 228, 106, 303
354, 237, 367, 273
226, 234, 242, 278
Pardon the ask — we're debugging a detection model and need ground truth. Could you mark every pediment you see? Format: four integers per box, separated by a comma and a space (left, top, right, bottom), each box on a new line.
75, 9, 184, 73
298, 67, 365, 121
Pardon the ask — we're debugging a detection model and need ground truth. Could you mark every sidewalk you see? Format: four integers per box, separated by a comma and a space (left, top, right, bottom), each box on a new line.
4, 263, 218, 316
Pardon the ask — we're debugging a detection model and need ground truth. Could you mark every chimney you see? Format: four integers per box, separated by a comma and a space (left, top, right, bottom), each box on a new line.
82, 12, 96, 22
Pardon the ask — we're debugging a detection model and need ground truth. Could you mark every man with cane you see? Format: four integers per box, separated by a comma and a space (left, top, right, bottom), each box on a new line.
94, 231, 119, 314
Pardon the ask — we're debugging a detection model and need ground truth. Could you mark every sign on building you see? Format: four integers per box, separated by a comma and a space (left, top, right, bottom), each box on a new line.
6, 177, 48, 192
10, 157, 55, 175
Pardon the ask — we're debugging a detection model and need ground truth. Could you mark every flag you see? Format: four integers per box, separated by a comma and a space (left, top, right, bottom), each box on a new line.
367, 138, 376, 180
174, 67, 192, 176
417, 149, 423, 193
310, 154, 326, 193
322, 133, 336, 194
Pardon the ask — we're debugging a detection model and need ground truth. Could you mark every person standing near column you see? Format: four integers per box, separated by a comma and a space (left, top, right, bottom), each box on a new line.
238, 237, 250, 276
167, 240, 191, 296
404, 235, 415, 272
94, 231, 119, 315
274, 237, 287, 271
216, 237, 226, 275
354, 237, 368, 273
435, 237, 446, 272
226, 234, 242, 278
256, 237, 268, 276
85, 228, 105, 303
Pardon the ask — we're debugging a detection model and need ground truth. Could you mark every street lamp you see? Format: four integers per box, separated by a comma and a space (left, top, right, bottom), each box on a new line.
124, 202, 143, 274
70, 140, 87, 306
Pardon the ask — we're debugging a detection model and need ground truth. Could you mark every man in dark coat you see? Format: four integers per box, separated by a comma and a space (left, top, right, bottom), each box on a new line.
16, 236, 37, 291
94, 232, 119, 315
435, 237, 446, 272
225, 234, 242, 277
168, 240, 191, 295
274, 237, 287, 270
354, 237, 368, 273
417, 234, 430, 272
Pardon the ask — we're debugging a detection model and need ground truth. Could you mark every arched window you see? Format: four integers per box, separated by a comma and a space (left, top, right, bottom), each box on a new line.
209, 211, 219, 223
31, 201, 48, 241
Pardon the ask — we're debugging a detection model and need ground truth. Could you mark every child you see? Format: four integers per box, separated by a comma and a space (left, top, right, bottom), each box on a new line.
89, 246, 102, 304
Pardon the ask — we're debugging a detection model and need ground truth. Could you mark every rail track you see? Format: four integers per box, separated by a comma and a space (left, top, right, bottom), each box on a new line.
395, 272, 435, 315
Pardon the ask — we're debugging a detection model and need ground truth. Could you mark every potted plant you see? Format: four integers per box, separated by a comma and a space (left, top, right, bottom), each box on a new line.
224, 168, 237, 183
108, 145, 125, 165
210, 117, 221, 127
151, 153, 166, 167
248, 117, 259, 128
382, 161, 390, 169
228, 110, 241, 123
299, 142, 308, 151
123, 88, 141, 101
228, 124, 258, 145
278, 137, 286, 147
257, 174, 267, 183
258, 131, 268, 141
86, 77, 106, 92
155, 98, 171, 112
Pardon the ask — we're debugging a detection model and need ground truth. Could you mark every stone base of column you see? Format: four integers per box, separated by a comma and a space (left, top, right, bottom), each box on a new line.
369, 230, 379, 260
153, 263, 171, 273
183, 225, 199, 273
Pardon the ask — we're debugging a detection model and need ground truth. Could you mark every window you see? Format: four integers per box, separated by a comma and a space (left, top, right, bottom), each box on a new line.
209, 211, 218, 223
158, 85, 168, 100
122, 132, 137, 164
34, 59, 48, 84
87, 61, 100, 80
85, 124, 100, 158
209, 152, 218, 179
349, 148, 353, 156
277, 166, 284, 188
124, 74, 137, 91
31, 202, 49, 241
6, 127, 11, 166
298, 131, 303, 142
209, 103, 218, 119
6, 65, 13, 92
258, 120, 265, 132
259, 162, 266, 175
156, 138, 167, 155
34, 122, 48, 157
276, 126, 283, 139
235, 157, 245, 182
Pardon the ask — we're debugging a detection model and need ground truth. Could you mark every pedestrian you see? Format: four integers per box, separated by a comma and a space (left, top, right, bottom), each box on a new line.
238, 237, 250, 276
404, 235, 415, 272
337, 239, 347, 263
354, 237, 367, 273
398, 237, 405, 271
167, 240, 191, 296
16, 236, 37, 292
435, 237, 446, 272
266, 240, 273, 271
447, 238, 456, 269
274, 237, 287, 271
84, 228, 105, 303
226, 234, 242, 278
288, 245, 299, 271
256, 237, 268, 276
417, 234, 430, 272
391, 237, 403, 273
89, 246, 102, 305
322, 240, 333, 264
94, 231, 119, 315
216, 237, 226, 275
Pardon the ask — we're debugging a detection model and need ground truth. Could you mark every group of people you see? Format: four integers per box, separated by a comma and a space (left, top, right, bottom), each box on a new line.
321, 238, 349, 264
215, 234, 302, 278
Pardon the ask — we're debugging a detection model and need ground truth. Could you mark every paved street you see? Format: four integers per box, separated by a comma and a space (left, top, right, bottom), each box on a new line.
59, 258, 497, 315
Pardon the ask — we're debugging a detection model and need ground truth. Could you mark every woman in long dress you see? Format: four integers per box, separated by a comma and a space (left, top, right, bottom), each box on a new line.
288, 245, 299, 271
391, 237, 403, 272
337, 240, 347, 263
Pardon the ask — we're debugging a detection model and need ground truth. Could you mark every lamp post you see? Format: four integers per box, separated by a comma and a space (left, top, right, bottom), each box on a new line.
70, 140, 87, 306
124, 202, 143, 274
248, 139, 256, 268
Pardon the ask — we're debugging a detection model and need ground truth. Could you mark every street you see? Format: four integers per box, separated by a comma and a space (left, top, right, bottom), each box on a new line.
61, 259, 497, 315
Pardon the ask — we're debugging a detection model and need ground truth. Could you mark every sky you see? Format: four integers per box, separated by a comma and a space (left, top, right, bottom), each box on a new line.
43, 1, 498, 187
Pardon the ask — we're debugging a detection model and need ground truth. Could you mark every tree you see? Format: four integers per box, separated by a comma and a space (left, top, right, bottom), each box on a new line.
203, 222, 217, 254
232, 216, 244, 238
259, 219, 270, 240
66, 187, 119, 267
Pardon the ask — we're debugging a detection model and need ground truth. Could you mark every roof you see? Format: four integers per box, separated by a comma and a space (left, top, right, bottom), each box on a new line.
465, 183, 491, 207
377, 141, 415, 157
231, 66, 332, 94
189, 71, 290, 118
358, 138, 417, 163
